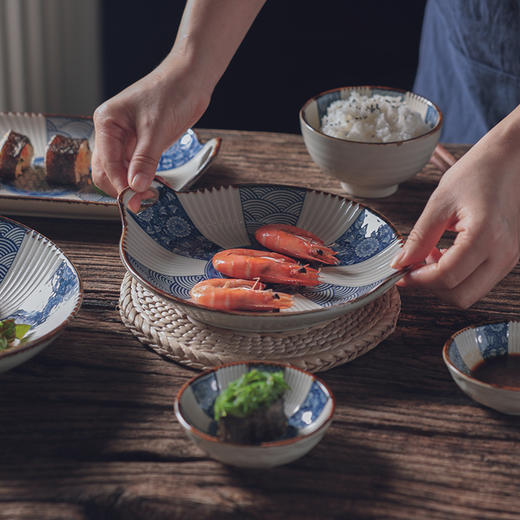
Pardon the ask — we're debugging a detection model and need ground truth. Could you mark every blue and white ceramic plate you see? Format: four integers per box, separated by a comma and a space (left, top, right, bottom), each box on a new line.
0, 216, 82, 373
175, 361, 335, 468
119, 179, 405, 332
0, 112, 220, 220
443, 321, 520, 414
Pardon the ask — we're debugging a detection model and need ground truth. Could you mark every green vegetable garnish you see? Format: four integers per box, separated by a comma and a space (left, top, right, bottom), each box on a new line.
0, 319, 31, 351
214, 369, 290, 421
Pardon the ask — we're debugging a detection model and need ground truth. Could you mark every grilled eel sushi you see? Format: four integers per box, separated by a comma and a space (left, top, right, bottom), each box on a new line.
45, 134, 91, 186
0, 130, 34, 181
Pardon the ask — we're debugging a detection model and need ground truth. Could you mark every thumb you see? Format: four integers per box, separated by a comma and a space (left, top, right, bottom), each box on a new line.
127, 137, 169, 193
391, 197, 452, 269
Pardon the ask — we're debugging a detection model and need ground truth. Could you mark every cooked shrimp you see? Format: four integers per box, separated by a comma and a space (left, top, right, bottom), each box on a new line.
212, 248, 320, 287
190, 278, 293, 311
255, 224, 339, 265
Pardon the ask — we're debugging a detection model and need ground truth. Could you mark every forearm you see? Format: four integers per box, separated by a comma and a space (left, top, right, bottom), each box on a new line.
161, 0, 266, 95
482, 104, 520, 168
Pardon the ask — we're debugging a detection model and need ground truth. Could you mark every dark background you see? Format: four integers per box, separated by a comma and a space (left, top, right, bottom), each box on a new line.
101, 1, 427, 135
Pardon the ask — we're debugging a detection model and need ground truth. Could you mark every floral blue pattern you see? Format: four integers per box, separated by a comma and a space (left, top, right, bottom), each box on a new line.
128, 256, 205, 299
475, 323, 509, 360
334, 209, 396, 265
130, 185, 220, 260
288, 380, 329, 429
156, 129, 202, 171
0, 220, 26, 283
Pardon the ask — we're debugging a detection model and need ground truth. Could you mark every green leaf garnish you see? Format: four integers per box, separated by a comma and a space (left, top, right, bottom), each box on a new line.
0, 319, 31, 351
214, 369, 290, 421
15, 324, 31, 340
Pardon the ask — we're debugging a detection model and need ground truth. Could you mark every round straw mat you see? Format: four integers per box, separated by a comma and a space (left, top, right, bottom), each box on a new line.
119, 272, 401, 373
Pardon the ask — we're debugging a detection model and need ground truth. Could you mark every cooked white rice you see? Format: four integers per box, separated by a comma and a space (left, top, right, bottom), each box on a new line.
321, 91, 432, 142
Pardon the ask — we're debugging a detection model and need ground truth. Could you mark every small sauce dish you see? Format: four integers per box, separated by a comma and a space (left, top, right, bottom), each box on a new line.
443, 321, 520, 414
174, 361, 335, 468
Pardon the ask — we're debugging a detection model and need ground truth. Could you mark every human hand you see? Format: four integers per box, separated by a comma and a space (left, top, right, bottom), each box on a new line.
391, 128, 520, 308
92, 63, 210, 212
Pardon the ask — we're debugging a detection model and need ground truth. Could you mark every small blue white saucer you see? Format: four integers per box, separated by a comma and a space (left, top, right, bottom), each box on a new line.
443, 321, 520, 414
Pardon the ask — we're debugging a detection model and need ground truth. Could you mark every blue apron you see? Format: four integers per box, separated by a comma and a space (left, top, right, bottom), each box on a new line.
414, 0, 520, 143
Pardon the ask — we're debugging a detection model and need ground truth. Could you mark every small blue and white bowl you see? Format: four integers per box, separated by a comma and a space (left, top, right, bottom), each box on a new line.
119, 179, 406, 333
0, 216, 82, 372
300, 85, 442, 198
443, 321, 520, 414
174, 361, 335, 468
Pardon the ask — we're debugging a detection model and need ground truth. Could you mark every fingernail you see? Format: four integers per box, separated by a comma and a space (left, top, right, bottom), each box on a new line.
130, 173, 149, 193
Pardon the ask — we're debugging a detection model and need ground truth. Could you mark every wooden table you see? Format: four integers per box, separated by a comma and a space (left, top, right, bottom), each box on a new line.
1, 130, 519, 520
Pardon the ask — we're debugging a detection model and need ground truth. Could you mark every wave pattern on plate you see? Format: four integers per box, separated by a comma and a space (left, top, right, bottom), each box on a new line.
299, 281, 381, 307
0, 220, 26, 283
240, 185, 306, 235
128, 256, 204, 299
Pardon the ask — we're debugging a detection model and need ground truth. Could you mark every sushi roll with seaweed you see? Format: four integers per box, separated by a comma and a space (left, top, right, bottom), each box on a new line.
45, 134, 91, 186
214, 369, 290, 444
0, 130, 34, 181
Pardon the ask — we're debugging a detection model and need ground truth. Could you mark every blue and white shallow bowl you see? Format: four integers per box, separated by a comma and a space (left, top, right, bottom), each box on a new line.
175, 361, 335, 468
443, 321, 520, 414
0, 216, 82, 372
119, 180, 405, 332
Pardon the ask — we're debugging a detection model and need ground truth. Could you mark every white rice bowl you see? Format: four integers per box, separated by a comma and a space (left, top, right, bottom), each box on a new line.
299, 85, 442, 198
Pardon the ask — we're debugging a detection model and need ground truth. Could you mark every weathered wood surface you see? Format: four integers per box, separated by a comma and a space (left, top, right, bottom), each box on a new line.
1, 129, 519, 520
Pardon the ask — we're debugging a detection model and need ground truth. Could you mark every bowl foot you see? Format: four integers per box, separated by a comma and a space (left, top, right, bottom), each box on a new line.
340, 182, 398, 198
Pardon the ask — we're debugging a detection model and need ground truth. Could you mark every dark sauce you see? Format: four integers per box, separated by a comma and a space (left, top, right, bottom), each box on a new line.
471, 354, 520, 387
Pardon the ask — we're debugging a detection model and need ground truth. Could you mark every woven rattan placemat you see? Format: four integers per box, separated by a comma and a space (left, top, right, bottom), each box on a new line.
119, 272, 401, 372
